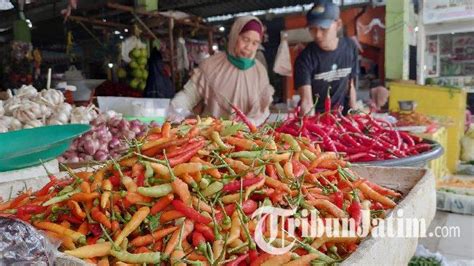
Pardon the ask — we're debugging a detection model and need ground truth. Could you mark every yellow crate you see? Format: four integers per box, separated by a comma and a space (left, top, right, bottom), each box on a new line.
416, 127, 449, 180
388, 82, 466, 173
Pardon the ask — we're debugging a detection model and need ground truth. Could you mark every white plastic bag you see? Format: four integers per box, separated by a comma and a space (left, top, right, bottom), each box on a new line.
273, 32, 292, 77
177, 37, 189, 71
121, 36, 146, 63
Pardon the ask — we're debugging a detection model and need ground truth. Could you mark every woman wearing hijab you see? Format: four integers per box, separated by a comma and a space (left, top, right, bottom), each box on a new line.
168, 16, 274, 126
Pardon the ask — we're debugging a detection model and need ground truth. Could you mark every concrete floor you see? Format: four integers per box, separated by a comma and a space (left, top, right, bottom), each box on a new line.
418, 210, 474, 264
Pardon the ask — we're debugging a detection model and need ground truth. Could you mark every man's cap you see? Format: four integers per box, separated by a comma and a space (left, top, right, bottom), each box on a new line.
306, 0, 340, 29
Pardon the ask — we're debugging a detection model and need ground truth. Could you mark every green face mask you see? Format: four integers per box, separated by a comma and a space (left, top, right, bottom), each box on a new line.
226, 51, 256, 70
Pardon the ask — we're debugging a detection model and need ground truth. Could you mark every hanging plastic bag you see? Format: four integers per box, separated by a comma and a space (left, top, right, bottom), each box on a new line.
461, 128, 474, 162
273, 31, 292, 77
176, 37, 189, 71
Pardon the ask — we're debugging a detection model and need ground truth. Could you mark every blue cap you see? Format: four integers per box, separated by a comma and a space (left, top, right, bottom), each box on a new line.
306, 0, 340, 29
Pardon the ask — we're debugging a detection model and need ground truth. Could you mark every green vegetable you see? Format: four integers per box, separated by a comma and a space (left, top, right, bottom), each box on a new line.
110, 249, 161, 263
202, 182, 224, 197
42, 188, 81, 206
137, 184, 173, 197
408, 256, 441, 266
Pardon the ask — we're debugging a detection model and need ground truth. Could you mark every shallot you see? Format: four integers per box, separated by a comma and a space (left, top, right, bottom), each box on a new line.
60, 112, 149, 163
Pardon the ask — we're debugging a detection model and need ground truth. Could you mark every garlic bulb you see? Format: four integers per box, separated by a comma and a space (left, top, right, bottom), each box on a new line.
12, 100, 43, 123
23, 119, 44, 129
9, 117, 22, 130
15, 85, 38, 99
55, 102, 73, 117
38, 89, 65, 106
0, 116, 22, 131
39, 103, 52, 118
0, 100, 4, 116
47, 112, 69, 125
70, 105, 98, 124
3, 97, 23, 115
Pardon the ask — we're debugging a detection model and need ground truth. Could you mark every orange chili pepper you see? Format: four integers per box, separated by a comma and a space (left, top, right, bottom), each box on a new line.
70, 192, 100, 202
67, 200, 86, 219
150, 194, 174, 215
91, 207, 111, 229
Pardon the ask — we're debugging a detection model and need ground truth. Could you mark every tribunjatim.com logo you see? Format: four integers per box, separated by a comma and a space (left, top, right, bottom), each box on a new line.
251, 206, 460, 255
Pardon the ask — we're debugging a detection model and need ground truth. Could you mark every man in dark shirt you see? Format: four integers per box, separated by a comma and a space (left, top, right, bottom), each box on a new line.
295, 0, 358, 115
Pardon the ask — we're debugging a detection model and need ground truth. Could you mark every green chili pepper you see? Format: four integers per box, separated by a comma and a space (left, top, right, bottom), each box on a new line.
228, 151, 267, 158
202, 182, 223, 197
124, 212, 132, 222
144, 162, 154, 179
110, 249, 161, 263
42, 188, 81, 206
303, 149, 317, 161
274, 163, 286, 180
211, 131, 231, 150
281, 133, 301, 152
199, 178, 210, 190
137, 183, 173, 198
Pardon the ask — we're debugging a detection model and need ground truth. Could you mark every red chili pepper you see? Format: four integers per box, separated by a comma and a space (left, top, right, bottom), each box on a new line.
88, 223, 103, 237
16, 204, 46, 216
9, 193, 30, 209
340, 133, 360, 147
226, 254, 249, 266
171, 200, 211, 224
192, 231, 207, 247
16, 213, 32, 222
58, 213, 83, 225
161, 139, 205, 159
346, 152, 377, 162
122, 198, 133, 209
333, 141, 348, 152
265, 164, 278, 180
347, 198, 362, 229
249, 249, 259, 261
231, 104, 258, 133
371, 202, 385, 210
222, 176, 263, 193
324, 86, 332, 113
87, 235, 101, 245
35, 178, 58, 197
305, 123, 338, 152
399, 131, 415, 147
291, 160, 305, 178
55, 179, 74, 188
331, 191, 344, 209
135, 173, 145, 187
409, 143, 432, 153
241, 199, 258, 215
338, 108, 363, 133
168, 142, 205, 167
109, 174, 121, 187
194, 223, 215, 242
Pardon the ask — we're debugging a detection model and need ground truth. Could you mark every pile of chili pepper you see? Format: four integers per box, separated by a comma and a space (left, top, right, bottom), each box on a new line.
0, 117, 401, 265
276, 107, 434, 162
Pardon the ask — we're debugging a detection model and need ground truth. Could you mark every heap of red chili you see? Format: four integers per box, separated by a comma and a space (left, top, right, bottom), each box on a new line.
276, 107, 434, 162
